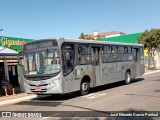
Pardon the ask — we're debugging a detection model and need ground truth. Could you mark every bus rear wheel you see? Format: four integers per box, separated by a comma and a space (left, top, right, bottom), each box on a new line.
125, 71, 131, 84
80, 81, 89, 95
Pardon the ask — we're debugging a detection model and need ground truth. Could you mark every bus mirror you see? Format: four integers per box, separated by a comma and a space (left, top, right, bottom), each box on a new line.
17, 63, 24, 67
18, 51, 23, 59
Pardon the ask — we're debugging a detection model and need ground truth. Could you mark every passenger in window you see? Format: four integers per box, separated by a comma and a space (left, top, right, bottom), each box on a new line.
70, 52, 74, 66
81, 56, 85, 64
124, 47, 127, 53
111, 47, 114, 53
56, 57, 60, 64
65, 52, 74, 66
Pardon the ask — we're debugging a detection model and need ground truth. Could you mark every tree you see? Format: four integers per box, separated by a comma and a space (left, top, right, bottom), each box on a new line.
138, 28, 160, 69
79, 33, 85, 39
79, 32, 100, 40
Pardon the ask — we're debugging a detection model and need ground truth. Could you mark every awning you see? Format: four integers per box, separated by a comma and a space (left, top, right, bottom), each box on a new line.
0, 46, 18, 60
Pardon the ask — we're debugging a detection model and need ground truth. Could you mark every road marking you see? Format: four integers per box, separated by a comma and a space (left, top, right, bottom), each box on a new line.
41, 117, 50, 120
40, 113, 61, 120
82, 93, 106, 99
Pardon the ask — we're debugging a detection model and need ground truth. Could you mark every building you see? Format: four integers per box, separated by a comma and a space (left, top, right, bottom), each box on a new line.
0, 36, 32, 93
86, 31, 125, 40
101, 33, 160, 70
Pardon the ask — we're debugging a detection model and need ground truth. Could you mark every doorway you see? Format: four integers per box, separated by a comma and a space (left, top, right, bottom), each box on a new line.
8, 65, 19, 89
91, 47, 101, 86
133, 48, 140, 76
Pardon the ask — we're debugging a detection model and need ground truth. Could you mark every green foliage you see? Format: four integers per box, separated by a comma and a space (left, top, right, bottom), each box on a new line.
138, 28, 160, 69
138, 28, 160, 51
79, 32, 100, 40
79, 33, 85, 39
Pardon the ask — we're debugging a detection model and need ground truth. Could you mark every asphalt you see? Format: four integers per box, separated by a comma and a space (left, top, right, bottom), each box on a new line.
0, 69, 160, 106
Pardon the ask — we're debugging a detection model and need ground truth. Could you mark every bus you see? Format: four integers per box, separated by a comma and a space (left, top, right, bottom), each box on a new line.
22, 38, 144, 95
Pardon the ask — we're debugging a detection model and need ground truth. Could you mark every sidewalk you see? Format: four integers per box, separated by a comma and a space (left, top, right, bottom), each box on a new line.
0, 93, 37, 106
0, 69, 160, 106
143, 69, 160, 75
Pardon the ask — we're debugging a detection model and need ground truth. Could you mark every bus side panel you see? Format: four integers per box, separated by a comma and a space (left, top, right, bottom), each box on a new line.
62, 71, 75, 93
102, 61, 135, 85
62, 65, 93, 93
117, 62, 126, 81
118, 61, 135, 80
140, 59, 145, 76
125, 61, 135, 78
102, 63, 120, 84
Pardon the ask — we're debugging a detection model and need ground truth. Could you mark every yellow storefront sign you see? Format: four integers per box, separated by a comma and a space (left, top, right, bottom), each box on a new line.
1, 37, 23, 47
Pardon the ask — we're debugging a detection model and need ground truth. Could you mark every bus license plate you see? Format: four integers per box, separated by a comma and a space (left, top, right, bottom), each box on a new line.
35, 88, 41, 91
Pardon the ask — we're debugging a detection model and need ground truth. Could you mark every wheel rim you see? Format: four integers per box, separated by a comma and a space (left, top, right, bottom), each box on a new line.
127, 73, 130, 83
82, 82, 88, 91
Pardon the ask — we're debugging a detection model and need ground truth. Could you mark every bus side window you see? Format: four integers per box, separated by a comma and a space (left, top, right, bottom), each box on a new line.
112, 46, 117, 62
64, 51, 74, 66
102, 46, 111, 63
119, 46, 125, 61
127, 47, 133, 61
78, 44, 90, 65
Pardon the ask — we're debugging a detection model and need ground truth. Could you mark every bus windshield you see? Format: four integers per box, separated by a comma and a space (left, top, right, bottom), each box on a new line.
23, 50, 60, 75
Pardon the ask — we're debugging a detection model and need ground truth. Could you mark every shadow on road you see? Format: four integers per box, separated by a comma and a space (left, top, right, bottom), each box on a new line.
131, 78, 144, 83
35, 93, 81, 101
49, 104, 156, 120
154, 90, 160, 92
152, 79, 160, 81
125, 93, 160, 99
91, 78, 144, 94
29, 78, 145, 101
16, 100, 62, 107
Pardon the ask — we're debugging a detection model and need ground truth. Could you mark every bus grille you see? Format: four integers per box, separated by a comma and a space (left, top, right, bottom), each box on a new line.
29, 84, 48, 87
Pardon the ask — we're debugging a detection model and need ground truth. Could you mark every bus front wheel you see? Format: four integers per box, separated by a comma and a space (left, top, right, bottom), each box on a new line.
80, 81, 89, 95
125, 71, 131, 84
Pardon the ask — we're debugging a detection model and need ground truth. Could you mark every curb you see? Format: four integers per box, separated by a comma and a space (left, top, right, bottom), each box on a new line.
143, 70, 160, 75
0, 95, 37, 106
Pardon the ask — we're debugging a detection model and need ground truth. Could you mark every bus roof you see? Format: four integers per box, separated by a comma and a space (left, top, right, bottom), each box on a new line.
64, 38, 143, 47
27, 38, 144, 47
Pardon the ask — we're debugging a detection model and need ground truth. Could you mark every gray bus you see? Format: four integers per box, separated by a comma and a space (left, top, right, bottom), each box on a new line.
22, 38, 144, 95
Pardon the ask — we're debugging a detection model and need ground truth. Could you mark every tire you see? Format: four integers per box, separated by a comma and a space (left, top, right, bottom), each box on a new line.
125, 71, 131, 84
80, 81, 90, 95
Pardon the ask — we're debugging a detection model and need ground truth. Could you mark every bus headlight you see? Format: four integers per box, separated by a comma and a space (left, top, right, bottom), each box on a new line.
24, 80, 29, 87
48, 82, 56, 87
24, 80, 28, 85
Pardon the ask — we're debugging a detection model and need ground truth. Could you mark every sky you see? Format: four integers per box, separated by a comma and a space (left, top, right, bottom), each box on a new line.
0, 0, 160, 40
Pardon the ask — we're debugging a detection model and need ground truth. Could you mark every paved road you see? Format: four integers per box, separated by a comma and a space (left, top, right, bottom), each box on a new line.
0, 72, 160, 120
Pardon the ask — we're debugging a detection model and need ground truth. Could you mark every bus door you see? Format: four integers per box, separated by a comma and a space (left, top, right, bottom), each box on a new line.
133, 48, 140, 76
91, 47, 102, 86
